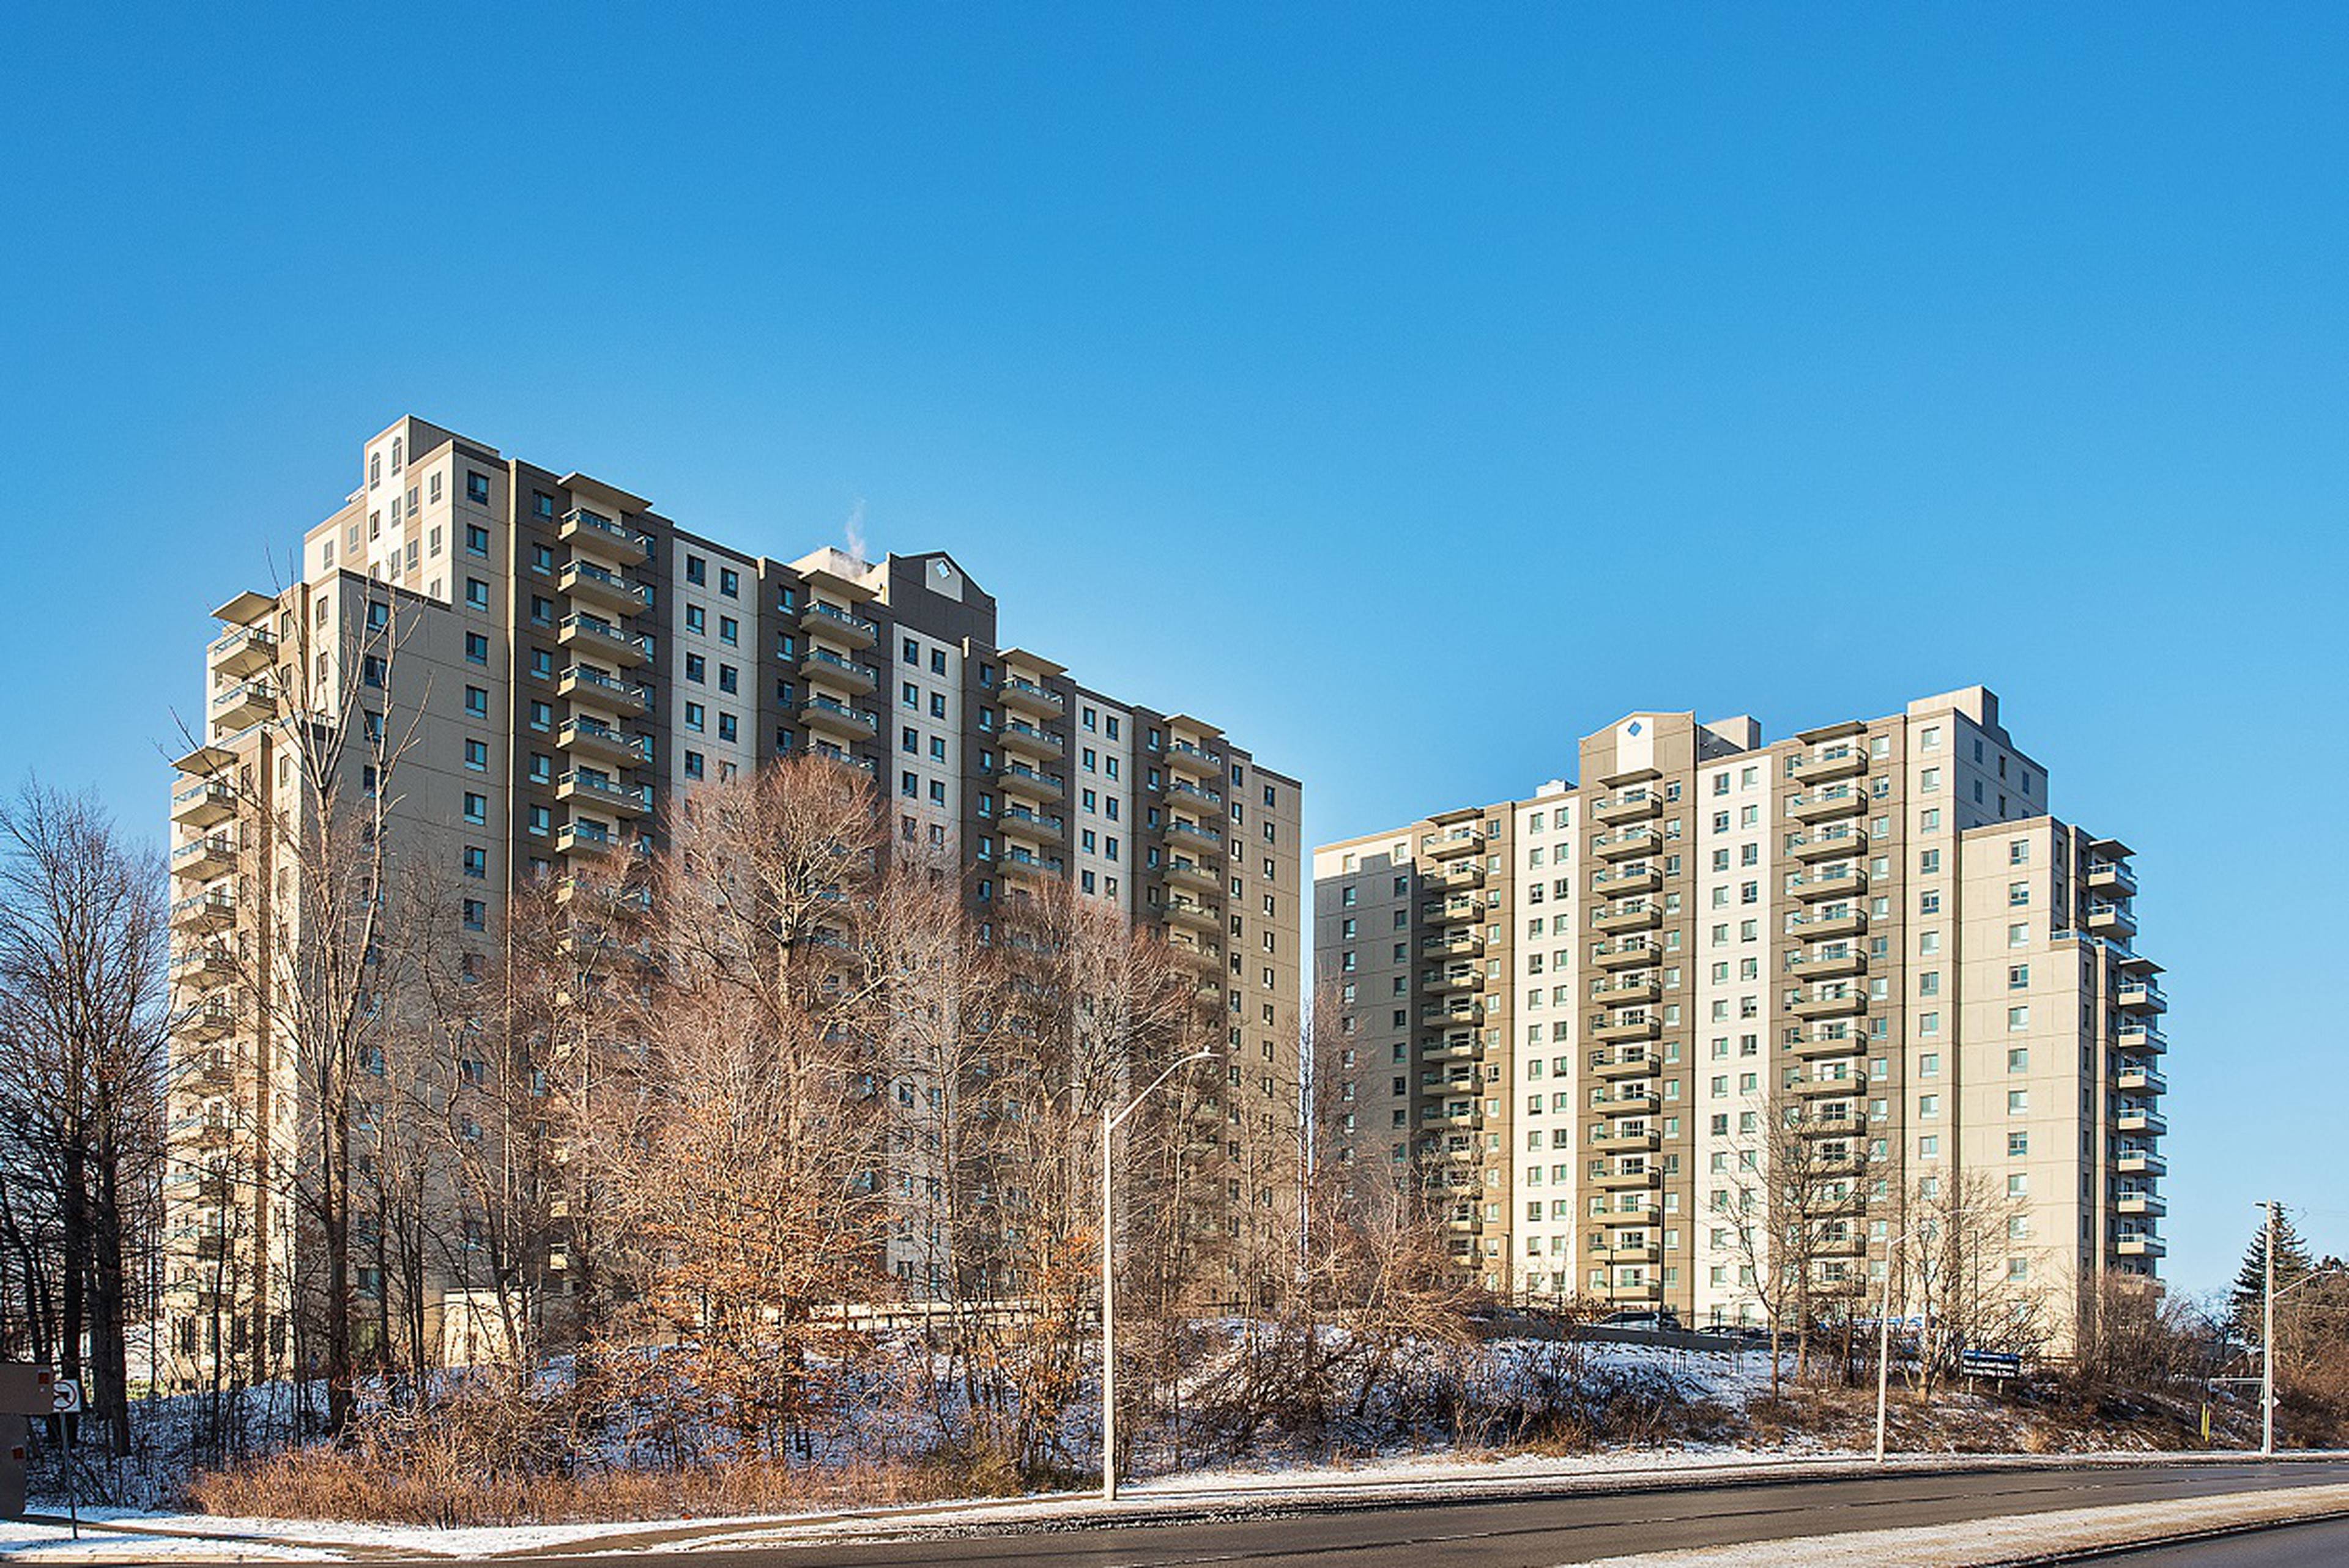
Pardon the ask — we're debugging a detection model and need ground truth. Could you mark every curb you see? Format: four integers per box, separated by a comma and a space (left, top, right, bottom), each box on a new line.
1994, 1504, 2349, 1564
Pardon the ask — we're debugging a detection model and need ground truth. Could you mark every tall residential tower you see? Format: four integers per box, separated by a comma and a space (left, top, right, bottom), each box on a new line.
1313, 687, 2165, 1339
163, 416, 1302, 1376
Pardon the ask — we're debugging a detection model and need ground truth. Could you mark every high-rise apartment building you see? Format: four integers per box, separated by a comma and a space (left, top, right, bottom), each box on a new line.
163, 415, 1302, 1374
1313, 687, 2165, 1339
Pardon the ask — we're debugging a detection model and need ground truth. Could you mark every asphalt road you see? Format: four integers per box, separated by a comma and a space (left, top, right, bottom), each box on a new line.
488, 1460, 2349, 1567
2087, 1515, 2349, 1565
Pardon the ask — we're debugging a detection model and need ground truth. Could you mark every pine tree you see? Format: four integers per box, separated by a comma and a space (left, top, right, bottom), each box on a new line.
2231, 1211, 2314, 1339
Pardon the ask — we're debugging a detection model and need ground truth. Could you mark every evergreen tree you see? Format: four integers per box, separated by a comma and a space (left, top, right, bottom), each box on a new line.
2231, 1211, 2314, 1339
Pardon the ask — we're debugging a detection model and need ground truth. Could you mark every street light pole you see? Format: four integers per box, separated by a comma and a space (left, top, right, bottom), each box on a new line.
1100, 1048, 1218, 1503
1875, 1222, 1924, 1466
2262, 1199, 2277, 1460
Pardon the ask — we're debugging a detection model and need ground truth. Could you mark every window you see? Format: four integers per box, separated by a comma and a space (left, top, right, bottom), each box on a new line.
462, 898, 486, 932
464, 739, 488, 771
465, 631, 488, 665
462, 845, 488, 879
465, 523, 489, 557
2008, 881, 2031, 906
685, 653, 707, 684
2009, 838, 2030, 865
685, 701, 705, 732
2006, 1089, 2028, 1115
2007, 1005, 2029, 1030
719, 567, 740, 597
1920, 767, 1940, 791
2007, 1131, 2028, 1156
466, 577, 490, 610
2008, 963, 2029, 988
685, 554, 707, 585
685, 604, 706, 634
466, 472, 490, 505
2007, 1047, 2029, 1073
465, 686, 489, 718
719, 615, 739, 645
462, 792, 487, 824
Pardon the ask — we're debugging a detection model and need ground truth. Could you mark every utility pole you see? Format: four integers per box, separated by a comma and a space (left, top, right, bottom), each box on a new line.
2262, 1199, 2277, 1459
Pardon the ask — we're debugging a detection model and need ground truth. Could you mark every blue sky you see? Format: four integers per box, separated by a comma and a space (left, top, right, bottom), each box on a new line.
3, 6, 2343, 1297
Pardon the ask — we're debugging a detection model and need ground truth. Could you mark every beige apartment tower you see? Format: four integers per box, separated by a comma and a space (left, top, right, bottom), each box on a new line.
162, 416, 1302, 1378
1313, 687, 2165, 1341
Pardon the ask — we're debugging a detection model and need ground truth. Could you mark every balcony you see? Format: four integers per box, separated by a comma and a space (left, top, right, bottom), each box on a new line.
558, 614, 648, 669
1592, 939, 1661, 972
1422, 1034, 1482, 1062
2116, 1065, 2167, 1096
2117, 1191, 2167, 1218
2116, 1107, 2167, 1137
171, 945, 236, 985
558, 559, 648, 616
170, 889, 236, 933
2116, 1021, 2167, 1056
1167, 739, 1224, 780
1593, 1128, 1660, 1154
2117, 1234, 2167, 1260
998, 803, 1066, 843
1594, 1090, 1661, 1115
2117, 978, 2167, 1015
1600, 1278, 1664, 1302
1166, 858, 1222, 895
1787, 786, 1867, 824
999, 760, 1066, 803
558, 664, 649, 717
1791, 745, 1867, 785
559, 507, 652, 563
801, 645, 878, 696
1594, 1240, 1663, 1264
1423, 824, 1486, 860
182, 1003, 237, 1043
1789, 830, 1865, 865
2117, 1148, 2167, 1177
1592, 791, 1663, 826
558, 717, 649, 769
1592, 901, 1662, 935
1792, 1030, 1865, 1060
1423, 895, 1484, 927
557, 771, 651, 819
2086, 901, 2137, 941
1791, 988, 1866, 1020
209, 678, 279, 731
1790, 867, 1868, 903
552, 822, 617, 857
1813, 1230, 1868, 1258
1000, 849, 1067, 881
1164, 897, 1222, 933
803, 695, 880, 740
209, 623, 278, 679
1795, 1109, 1867, 1139
172, 834, 236, 880
1594, 826, 1663, 863
1000, 719, 1065, 763
1590, 865, 1661, 898
171, 778, 237, 830
1166, 777, 1223, 812
2086, 859, 2139, 898
1167, 818, 1226, 862
1590, 1049, 1658, 1081
1422, 930, 1484, 960
800, 599, 880, 649
1789, 908, 1867, 941
1591, 976, 1661, 1007
1428, 860, 1486, 893
1592, 1165, 1661, 1191
1424, 969, 1484, 995
1791, 947, 1865, 980
1793, 1071, 1867, 1098
1000, 675, 1063, 718
1592, 1013, 1661, 1045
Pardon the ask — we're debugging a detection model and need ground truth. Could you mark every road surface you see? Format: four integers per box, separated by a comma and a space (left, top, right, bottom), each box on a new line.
2090, 1514, 2349, 1564
484, 1459, 2349, 1567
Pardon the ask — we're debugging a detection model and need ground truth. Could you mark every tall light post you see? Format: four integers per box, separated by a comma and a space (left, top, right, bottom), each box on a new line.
1875, 1221, 1928, 1465
2253, 1200, 2342, 1460
1100, 1048, 1219, 1502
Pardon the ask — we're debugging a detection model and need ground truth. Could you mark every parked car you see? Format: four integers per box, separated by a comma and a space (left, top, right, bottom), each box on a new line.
1598, 1308, 1684, 1331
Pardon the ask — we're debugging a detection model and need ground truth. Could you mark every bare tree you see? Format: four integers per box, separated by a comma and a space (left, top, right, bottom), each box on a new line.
0, 782, 174, 1456
1726, 1093, 1877, 1397
1892, 1169, 2048, 1402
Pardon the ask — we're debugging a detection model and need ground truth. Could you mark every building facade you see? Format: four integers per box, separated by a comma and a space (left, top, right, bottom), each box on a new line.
1313, 687, 2165, 1337
163, 415, 1302, 1375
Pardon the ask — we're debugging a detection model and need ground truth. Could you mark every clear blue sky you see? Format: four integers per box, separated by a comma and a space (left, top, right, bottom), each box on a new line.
3, 6, 2342, 1300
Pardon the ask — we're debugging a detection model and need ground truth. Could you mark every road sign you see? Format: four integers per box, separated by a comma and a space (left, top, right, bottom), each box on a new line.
50, 1380, 80, 1415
